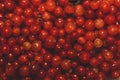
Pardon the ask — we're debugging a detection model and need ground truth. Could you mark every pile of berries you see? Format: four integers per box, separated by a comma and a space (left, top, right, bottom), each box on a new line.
0, 0, 120, 80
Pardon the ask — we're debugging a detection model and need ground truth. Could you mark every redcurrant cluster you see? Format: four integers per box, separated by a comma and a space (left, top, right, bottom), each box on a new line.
0, 0, 120, 80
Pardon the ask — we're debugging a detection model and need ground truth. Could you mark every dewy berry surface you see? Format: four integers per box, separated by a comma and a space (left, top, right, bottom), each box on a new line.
0, 0, 120, 80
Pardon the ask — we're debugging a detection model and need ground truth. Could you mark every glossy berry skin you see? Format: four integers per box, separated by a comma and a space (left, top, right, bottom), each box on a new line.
19, 65, 30, 77
19, 0, 30, 8
107, 25, 118, 36
71, 73, 79, 80
55, 18, 64, 28
77, 36, 86, 45
98, 29, 107, 39
13, 61, 19, 69
11, 45, 21, 55
103, 51, 114, 61
25, 18, 34, 26
5, 65, 15, 76
94, 18, 104, 29
1, 44, 10, 54
12, 27, 21, 36
31, 0, 42, 7
111, 70, 120, 79
85, 31, 95, 41
0, 0, 120, 79
6, 53, 15, 62
85, 9, 95, 19
58, 0, 68, 6
4, 0, 15, 10
75, 17, 85, 27
104, 14, 115, 25
18, 55, 28, 64
30, 24, 41, 35
44, 36, 56, 49
61, 59, 71, 71
14, 7, 23, 15
65, 22, 76, 34
43, 76, 52, 80
12, 15, 22, 26
42, 12, 51, 21
90, 57, 99, 67
90, 1, 99, 10
28, 35, 36, 41
31, 41, 42, 52
23, 41, 31, 50
37, 69, 46, 78
29, 61, 40, 75
99, 2, 110, 13
75, 5, 84, 16
85, 19, 94, 31
1, 26, 12, 37
115, 0, 120, 7
76, 66, 86, 76
54, 6, 63, 17
43, 21, 53, 31
55, 74, 67, 80
86, 70, 96, 79
94, 38, 103, 48
24, 8, 33, 17
67, 49, 77, 59
78, 51, 90, 64
52, 55, 61, 67
45, 0, 56, 12
64, 5, 74, 15
97, 72, 106, 80
100, 62, 110, 72
50, 27, 58, 37
110, 60, 120, 70
0, 3, 5, 12
0, 57, 5, 66
44, 53, 53, 62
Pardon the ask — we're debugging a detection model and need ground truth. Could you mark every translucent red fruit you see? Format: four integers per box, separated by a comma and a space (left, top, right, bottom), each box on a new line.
19, 65, 30, 77
31, 0, 42, 7
65, 22, 76, 34
78, 51, 90, 64
52, 55, 61, 67
90, 1, 99, 10
55, 74, 67, 80
85, 19, 95, 31
76, 66, 86, 76
75, 4, 84, 16
111, 70, 120, 79
90, 57, 99, 67
100, 62, 110, 72
31, 40, 42, 52
19, 0, 30, 8
94, 18, 104, 29
64, 5, 74, 15
99, 1, 110, 13
107, 25, 118, 36
18, 55, 28, 64
12, 15, 22, 26
4, 0, 15, 10
54, 6, 63, 16
5, 65, 15, 76
58, 0, 68, 6
61, 59, 71, 71
104, 14, 115, 25
45, 0, 56, 12
1, 26, 12, 37
44, 36, 56, 49
115, 0, 120, 7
